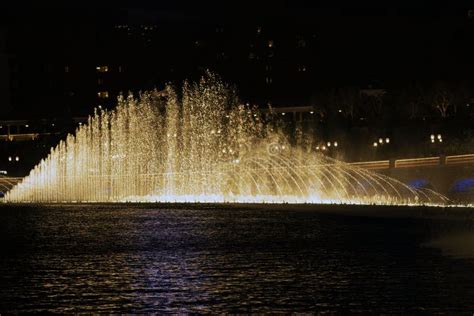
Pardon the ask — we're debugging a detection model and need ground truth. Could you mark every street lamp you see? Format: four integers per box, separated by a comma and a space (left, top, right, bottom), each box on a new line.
374, 137, 390, 146
430, 133, 442, 143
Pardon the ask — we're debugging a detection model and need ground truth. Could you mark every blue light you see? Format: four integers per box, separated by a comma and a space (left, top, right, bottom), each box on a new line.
451, 178, 474, 193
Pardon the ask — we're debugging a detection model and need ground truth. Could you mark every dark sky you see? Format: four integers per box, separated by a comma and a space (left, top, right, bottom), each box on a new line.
1, 0, 473, 113
1, 1, 472, 82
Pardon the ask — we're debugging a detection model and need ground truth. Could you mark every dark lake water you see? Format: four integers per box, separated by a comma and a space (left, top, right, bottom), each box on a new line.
0, 204, 473, 313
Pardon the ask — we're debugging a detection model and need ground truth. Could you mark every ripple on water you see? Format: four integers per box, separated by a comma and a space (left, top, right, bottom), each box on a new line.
0, 204, 473, 313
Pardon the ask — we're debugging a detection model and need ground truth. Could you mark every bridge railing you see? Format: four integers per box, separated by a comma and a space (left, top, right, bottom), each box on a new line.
349, 154, 474, 170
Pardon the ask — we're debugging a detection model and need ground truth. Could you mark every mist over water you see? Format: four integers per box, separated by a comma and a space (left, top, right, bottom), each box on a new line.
6, 73, 447, 204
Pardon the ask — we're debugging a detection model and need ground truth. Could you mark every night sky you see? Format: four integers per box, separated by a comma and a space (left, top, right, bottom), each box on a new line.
0, 0, 472, 117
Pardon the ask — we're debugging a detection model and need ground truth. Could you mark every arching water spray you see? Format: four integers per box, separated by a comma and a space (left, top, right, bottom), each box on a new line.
6, 73, 448, 205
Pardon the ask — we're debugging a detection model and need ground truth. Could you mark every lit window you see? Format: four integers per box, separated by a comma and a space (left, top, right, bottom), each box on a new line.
96, 66, 109, 73
97, 91, 109, 98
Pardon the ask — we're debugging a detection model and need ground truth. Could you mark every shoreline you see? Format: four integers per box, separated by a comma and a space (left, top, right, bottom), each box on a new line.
2, 202, 474, 220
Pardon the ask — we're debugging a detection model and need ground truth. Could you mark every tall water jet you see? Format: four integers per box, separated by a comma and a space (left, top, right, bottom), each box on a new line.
6, 73, 448, 205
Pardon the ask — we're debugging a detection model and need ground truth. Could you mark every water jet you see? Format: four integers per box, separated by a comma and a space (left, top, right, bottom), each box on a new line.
6, 74, 449, 205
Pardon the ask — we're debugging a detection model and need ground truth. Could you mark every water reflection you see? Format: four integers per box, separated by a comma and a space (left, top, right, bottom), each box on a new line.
425, 231, 474, 259
0, 204, 473, 313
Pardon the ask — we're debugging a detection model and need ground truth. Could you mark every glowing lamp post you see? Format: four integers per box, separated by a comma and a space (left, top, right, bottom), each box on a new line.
430, 134, 443, 143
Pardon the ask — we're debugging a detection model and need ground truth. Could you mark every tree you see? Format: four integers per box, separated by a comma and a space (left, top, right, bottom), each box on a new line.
360, 88, 386, 119
310, 87, 360, 119
398, 82, 426, 119
431, 81, 455, 118
425, 81, 469, 119
335, 87, 359, 119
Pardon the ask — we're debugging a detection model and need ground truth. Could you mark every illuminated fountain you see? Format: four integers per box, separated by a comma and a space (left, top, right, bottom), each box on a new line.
6, 74, 448, 205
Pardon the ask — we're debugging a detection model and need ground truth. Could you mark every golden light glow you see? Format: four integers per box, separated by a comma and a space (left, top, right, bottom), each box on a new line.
5, 74, 449, 206
97, 91, 109, 98
96, 66, 109, 72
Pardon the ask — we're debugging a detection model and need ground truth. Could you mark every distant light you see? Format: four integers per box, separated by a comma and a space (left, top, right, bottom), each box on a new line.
25, 124, 29, 128
385, 138, 390, 144
15, 156, 19, 162
338, 109, 342, 113
281, 112, 285, 116
8, 156, 12, 161
97, 91, 109, 98
437, 134, 442, 140
373, 142, 378, 147
51, 123, 55, 127
431, 139, 435, 143
430, 134, 435, 140
379, 138, 383, 144
322, 145, 326, 150
439, 138, 443, 143
96, 66, 109, 72
310, 111, 314, 114
316, 146, 320, 150
253, 114, 257, 117
334, 142, 338, 147
327, 142, 331, 147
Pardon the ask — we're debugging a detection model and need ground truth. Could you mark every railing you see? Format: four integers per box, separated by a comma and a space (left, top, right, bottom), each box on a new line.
0, 177, 22, 193
350, 154, 474, 170
395, 157, 440, 168
350, 160, 390, 170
